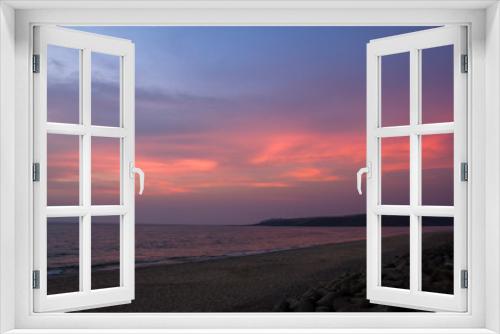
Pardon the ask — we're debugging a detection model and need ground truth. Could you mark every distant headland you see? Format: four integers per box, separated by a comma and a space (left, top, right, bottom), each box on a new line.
254, 214, 453, 227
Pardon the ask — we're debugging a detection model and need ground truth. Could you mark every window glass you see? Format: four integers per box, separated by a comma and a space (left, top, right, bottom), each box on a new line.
422, 134, 454, 206
421, 217, 454, 294
47, 217, 80, 295
92, 137, 121, 205
381, 215, 410, 290
92, 216, 121, 290
92, 52, 121, 127
421, 45, 454, 124
381, 137, 410, 205
381, 52, 410, 127
47, 134, 80, 206
47, 45, 80, 124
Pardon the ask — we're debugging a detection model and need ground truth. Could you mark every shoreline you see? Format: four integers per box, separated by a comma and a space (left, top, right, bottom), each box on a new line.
47, 232, 454, 312
49, 226, 453, 277
49, 242, 366, 277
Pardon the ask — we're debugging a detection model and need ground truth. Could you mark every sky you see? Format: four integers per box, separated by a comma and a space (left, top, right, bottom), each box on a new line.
46, 26, 454, 225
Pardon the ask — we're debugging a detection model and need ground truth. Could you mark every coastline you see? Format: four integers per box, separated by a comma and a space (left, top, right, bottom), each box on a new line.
49, 232, 454, 312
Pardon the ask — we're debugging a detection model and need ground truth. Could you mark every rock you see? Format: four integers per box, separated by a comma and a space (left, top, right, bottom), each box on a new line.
272, 237, 452, 312
315, 305, 331, 312
303, 288, 322, 301
385, 262, 396, 269
354, 289, 366, 297
317, 291, 338, 306
337, 297, 371, 311
382, 268, 403, 282
348, 280, 365, 295
272, 299, 290, 312
287, 298, 300, 311
331, 296, 350, 311
296, 298, 316, 312
316, 287, 329, 297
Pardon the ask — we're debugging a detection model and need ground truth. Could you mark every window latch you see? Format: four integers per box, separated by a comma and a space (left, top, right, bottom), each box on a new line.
130, 162, 145, 195
356, 163, 371, 195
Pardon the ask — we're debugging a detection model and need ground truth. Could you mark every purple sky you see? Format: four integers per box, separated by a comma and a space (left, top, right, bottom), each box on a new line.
46, 26, 454, 225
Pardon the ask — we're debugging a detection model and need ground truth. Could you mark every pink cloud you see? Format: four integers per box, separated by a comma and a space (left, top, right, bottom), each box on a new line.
250, 132, 365, 166
246, 181, 290, 188
48, 128, 368, 200
286, 167, 340, 182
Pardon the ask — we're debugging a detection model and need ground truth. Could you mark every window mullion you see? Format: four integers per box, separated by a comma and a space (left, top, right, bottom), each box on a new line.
409, 48, 422, 293
119, 56, 125, 287
81, 48, 92, 293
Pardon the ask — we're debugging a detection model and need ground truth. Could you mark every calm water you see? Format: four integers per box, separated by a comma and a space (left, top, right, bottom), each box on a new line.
47, 223, 452, 276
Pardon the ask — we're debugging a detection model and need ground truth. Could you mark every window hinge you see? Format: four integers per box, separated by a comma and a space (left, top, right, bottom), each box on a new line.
32, 163, 40, 182
32, 54, 40, 73
461, 162, 468, 182
461, 269, 468, 289
461, 54, 468, 73
32, 270, 40, 289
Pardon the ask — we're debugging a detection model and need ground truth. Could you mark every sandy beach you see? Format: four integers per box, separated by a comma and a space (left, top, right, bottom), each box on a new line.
47, 232, 454, 312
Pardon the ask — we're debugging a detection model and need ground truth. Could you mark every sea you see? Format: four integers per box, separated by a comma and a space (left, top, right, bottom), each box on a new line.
47, 223, 452, 276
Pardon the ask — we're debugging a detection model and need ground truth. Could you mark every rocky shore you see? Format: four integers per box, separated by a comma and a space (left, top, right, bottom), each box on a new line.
273, 233, 453, 312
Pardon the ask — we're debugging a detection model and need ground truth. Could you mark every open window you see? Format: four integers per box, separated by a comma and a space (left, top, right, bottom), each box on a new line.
33, 26, 142, 312
32, 24, 468, 315
2, 0, 497, 328
360, 26, 467, 312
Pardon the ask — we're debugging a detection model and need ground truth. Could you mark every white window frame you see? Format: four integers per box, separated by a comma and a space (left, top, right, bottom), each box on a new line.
32, 26, 136, 312
0, 1, 499, 333
365, 26, 468, 312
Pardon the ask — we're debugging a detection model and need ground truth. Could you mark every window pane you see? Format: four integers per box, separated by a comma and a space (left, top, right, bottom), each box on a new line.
92, 137, 121, 205
421, 217, 454, 294
92, 52, 121, 127
421, 45, 454, 124
421, 134, 454, 206
47, 45, 80, 124
381, 215, 410, 289
381, 52, 410, 127
47, 217, 80, 295
47, 134, 80, 206
92, 216, 121, 290
381, 137, 410, 205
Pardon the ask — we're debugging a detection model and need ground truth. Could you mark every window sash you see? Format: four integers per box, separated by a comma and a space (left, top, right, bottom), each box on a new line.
366, 25, 468, 312
32, 26, 136, 313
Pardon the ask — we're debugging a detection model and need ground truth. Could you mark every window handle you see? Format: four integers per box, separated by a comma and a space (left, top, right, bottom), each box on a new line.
356, 163, 371, 195
130, 162, 145, 195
